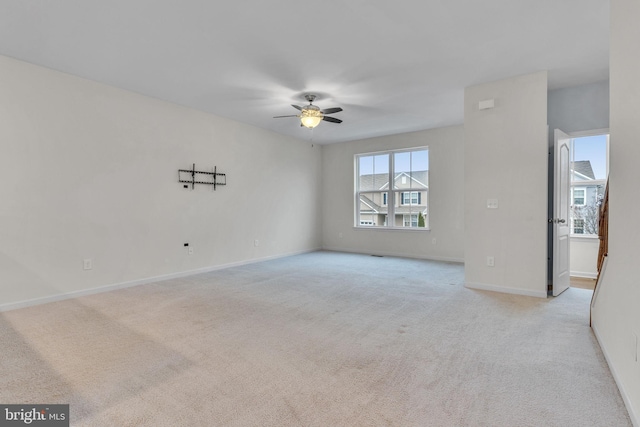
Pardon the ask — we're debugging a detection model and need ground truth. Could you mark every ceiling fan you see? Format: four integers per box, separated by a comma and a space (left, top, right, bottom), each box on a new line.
273, 94, 343, 129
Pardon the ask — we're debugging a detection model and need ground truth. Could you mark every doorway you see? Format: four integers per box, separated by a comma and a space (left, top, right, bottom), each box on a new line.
549, 129, 609, 294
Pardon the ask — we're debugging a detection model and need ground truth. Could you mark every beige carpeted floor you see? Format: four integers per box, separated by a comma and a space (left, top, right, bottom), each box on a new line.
0, 251, 631, 426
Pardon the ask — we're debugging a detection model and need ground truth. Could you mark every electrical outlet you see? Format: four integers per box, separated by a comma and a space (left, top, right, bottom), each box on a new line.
254, 239, 259, 247
188, 247, 194, 255
486, 256, 495, 267
338, 232, 343, 238
83, 259, 93, 270
432, 238, 437, 245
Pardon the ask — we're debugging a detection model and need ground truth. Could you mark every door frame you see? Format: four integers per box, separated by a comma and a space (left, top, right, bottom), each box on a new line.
548, 127, 610, 296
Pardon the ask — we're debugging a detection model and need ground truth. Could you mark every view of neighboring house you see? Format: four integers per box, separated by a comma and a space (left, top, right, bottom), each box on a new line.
571, 160, 604, 235
358, 171, 428, 227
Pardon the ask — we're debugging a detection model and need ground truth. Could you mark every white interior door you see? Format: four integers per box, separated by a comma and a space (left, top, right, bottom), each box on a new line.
552, 129, 571, 296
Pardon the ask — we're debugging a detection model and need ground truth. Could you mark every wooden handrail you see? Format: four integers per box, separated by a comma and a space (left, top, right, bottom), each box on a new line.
591, 180, 609, 325
596, 180, 609, 277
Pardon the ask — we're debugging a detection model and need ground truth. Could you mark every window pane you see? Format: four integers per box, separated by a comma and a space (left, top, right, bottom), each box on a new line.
570, 184, 604, 236
572, 135, 608, 181
358, 154, 389, 191
393, 152, 410, 190
358, 156, 374, 191
393, 150, 428, 191
357, 192, 387, 227
395, 190, 426, 226
373, 155, 389, 188
410, 150, 429, 190
401, 213, 422, 228
394, 152, 411, 174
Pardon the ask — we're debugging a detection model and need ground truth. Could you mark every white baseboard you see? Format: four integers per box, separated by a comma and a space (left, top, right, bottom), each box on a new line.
570, 271, 598, 279
465, 281, 548, 298
322, 246, 464, 264
0, 248, 319, 313
592, 323, 639, 427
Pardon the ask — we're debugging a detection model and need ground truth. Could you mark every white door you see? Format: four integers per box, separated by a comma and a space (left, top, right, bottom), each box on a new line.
552, 129, 571, 296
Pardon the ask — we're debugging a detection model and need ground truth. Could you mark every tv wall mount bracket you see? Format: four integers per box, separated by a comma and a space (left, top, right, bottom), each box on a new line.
178, 163, 227, 190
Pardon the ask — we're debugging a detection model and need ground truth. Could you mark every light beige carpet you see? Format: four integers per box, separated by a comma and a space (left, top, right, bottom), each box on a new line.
0, 251, 632, 426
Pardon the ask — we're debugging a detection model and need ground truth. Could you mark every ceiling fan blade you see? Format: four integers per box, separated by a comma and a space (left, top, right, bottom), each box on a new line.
273, 115, 299, 118
321, 107, 343, 115
322, 116, 342, 124
291, 104, 303, 111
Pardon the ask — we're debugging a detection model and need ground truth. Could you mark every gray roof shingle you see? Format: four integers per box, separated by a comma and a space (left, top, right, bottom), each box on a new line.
358, 171, 428, 191
571, 161, 595, 180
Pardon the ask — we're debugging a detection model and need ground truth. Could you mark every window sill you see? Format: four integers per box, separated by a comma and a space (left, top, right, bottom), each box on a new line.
570, 234, 599, 240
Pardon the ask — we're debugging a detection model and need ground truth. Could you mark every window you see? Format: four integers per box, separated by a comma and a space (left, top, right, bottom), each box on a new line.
403, 214, 418, 227
572, 188, 586, 206
570, 133, 608, 236
401, 191, 420, 205
573, 218, 585, 234
355, 147, 429, 229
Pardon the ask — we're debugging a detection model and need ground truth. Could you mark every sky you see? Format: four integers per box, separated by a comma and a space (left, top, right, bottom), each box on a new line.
572, 134, 608, 180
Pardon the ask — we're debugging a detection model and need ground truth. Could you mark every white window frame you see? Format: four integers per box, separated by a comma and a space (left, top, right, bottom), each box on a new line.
401, 191, 420, 205
572, 187, 586, 206
403, 214, 418, 227
572, 218, 585, 235
355, 147, 429, 230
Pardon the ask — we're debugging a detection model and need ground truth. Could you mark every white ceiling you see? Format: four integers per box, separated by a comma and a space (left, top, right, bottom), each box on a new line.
0, 1, 609, 144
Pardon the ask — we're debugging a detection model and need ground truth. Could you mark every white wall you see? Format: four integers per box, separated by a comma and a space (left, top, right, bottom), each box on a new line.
548, 80, 609, 143
464, 72, 548, 298
0, 55, 322, 309
321, 126, 464, 262
592, 0, 640, 424
570, 237, 599, 278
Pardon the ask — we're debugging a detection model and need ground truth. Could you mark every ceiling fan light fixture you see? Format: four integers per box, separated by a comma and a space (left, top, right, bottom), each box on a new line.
273, 94, 342, 128
300, 109, 323, 129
